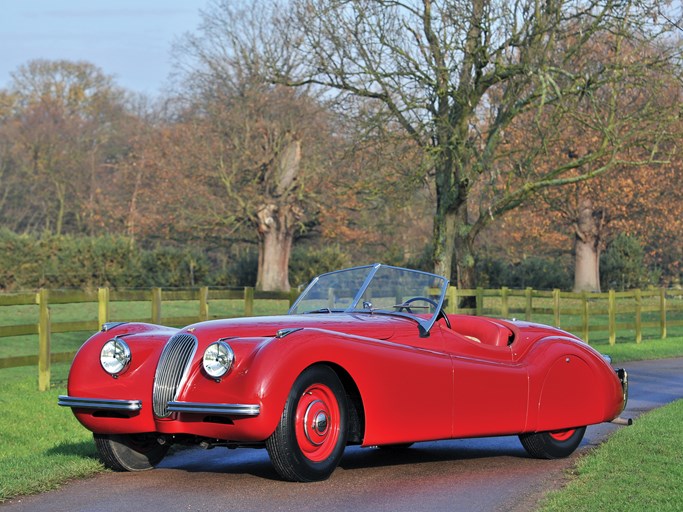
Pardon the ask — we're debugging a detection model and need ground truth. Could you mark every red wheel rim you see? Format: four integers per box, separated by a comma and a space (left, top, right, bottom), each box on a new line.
549, 428, 576, 442
294, 383, 341, 462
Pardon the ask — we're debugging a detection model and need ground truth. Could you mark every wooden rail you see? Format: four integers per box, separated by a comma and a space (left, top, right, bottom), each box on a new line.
445, 287, 683, 345
0, 287, 297, 390
1, 286, 682, 390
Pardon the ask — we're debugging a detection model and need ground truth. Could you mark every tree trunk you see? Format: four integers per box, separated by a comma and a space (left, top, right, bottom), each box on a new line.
432, 156, 477, 307
254, 137, 303, 292
453, 200, 477, 308
573, 197, 603, 292
256, 203, 295, 291
432, 207, 457, 280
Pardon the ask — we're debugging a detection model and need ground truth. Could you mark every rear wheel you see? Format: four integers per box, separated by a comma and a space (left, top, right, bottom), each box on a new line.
266, 365, 348, 482
519, 426, 586, 459
94, 433, 169, 471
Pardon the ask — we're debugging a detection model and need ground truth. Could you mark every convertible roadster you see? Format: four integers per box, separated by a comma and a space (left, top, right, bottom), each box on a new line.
59, 264, 628, 482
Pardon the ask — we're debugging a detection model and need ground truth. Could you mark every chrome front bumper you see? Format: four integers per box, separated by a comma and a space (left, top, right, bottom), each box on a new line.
167, 401, 260, 416
58, 396, 142, 411
58, 396, 260, 417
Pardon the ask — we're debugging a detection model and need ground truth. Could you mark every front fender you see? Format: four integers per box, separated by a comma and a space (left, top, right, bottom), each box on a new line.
228, 328, 453, 446
66, 323, 178, 434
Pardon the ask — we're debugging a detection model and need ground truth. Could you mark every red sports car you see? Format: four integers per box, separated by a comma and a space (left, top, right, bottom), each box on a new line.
59, 264, 628, 481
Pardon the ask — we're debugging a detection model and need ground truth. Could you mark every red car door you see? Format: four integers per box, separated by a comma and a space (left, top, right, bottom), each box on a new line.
436, 323, 530, 438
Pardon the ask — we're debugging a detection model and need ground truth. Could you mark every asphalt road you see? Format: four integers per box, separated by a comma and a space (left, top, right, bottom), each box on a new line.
4, 358, 683, 512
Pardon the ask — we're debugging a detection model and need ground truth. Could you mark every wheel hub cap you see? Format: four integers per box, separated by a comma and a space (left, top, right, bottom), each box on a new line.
304, 400, 329, 445
313, 412, 328, 435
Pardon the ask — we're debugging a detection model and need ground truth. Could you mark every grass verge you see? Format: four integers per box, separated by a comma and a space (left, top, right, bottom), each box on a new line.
0, 363, 103, 502
591, 336, 683, 363
539, 398, 683, 511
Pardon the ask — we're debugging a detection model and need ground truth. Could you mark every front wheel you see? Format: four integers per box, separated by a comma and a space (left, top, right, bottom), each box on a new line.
94, 433, 169, 471
266, 365, 348, 482
519, 426, 586, 459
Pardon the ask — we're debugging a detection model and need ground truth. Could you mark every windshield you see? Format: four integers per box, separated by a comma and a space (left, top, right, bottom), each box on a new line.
289, 264, 449, 334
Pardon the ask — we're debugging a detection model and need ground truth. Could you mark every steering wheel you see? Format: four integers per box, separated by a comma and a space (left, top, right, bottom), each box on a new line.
395, 296, 451, 329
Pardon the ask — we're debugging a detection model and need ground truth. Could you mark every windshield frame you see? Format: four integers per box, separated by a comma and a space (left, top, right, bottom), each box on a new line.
288, 263, 450, 336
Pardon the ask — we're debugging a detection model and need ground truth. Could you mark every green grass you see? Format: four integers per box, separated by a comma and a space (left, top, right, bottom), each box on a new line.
0, 363, 103, 502
589, 336, 683, 363
539, 399, 683, 512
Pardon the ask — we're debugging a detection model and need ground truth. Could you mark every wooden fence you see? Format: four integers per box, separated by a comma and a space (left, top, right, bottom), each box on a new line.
449, 286, 683, 342
1, 286, 682, 390
0, 287, 296, 390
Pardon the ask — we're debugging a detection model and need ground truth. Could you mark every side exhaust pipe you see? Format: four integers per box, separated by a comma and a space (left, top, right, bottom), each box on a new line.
611, 416, 633, 426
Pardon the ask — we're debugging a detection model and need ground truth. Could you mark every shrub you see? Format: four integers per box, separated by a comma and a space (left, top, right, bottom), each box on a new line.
476, 255, 572, 291
601, 234, 660, 291
139, 246, 210, 287
209, 249, 258, 287
0, 231, 213, 290
289, 245, 350, 288
41, 235, 143, 289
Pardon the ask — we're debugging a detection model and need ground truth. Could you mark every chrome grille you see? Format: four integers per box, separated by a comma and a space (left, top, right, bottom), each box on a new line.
153, 333, 197, 418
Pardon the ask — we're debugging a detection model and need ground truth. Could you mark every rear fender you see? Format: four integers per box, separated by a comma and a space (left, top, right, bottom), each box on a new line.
524, 337, 624, 431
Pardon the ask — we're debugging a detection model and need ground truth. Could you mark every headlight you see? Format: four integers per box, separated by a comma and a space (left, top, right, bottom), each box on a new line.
100, 338, 131, 375
202, 341, 234, 378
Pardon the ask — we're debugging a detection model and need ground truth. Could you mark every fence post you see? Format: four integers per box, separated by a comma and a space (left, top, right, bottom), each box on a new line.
581, 291, 589, 343
525, 287, 533, 321
608, 289, 616, 346
98, 287, 110, 327
634, 289, 642, 344
446, 286, 457, 315
501, 287, 509, 318
660, 287, 667, 339
476, 287, 483, 316
37, 289, 51, 391
151, 287, 162, 324
199, 286, 209, 321
244, 287, 254, 317
552, 289, 560, 327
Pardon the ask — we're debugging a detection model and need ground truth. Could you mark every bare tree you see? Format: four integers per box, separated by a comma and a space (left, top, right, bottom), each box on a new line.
173, 9, 338, 291
1, 60, 130, 235
219, 0, 679, 292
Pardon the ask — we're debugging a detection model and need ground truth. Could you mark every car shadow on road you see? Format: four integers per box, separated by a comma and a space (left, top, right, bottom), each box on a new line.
339, 437, 528, 472
154, 436, 531, 481
45, 441, 98, 459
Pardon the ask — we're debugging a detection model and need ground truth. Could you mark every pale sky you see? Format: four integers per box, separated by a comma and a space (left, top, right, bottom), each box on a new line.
0, 0, 208, 96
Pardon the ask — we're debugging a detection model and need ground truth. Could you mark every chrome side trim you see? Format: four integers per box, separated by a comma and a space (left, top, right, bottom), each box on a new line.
58, 395, 142, 411
167, 401, 260, 416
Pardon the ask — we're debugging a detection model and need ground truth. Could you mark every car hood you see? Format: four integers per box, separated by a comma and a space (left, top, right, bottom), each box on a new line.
182, 313, 403, 341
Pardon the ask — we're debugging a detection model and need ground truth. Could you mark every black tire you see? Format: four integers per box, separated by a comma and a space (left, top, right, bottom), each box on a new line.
94, 433, 169, 471
266, 365, 348, 482
519, 426, 586, 459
